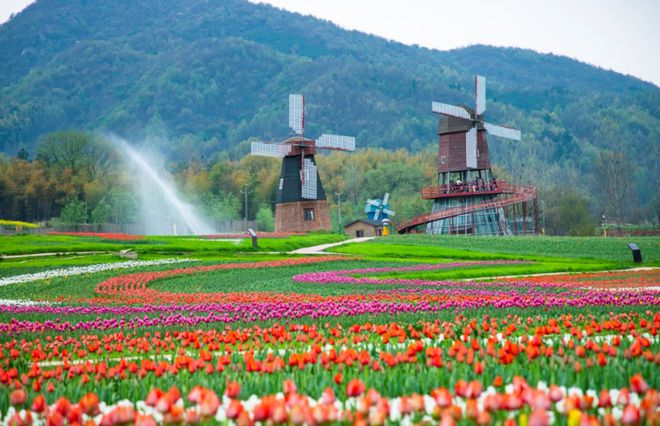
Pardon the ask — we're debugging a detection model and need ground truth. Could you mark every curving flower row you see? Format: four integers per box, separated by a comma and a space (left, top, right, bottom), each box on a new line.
93, 256, 346, 297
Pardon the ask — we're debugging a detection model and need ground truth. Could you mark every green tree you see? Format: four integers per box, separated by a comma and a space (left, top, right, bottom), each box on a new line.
59, 197, 87, 229
255, 205, 274, 231
37, 131, 90, 175
202, 192, 240, 221
91, 201, 110, 225
545, 188, 596, 236
594, 151, 634, 223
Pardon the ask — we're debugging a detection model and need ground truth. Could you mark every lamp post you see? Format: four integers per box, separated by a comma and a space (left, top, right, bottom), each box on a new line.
240, 184, 251, 231
541, 199, 545, 235
335, 192, 342, 234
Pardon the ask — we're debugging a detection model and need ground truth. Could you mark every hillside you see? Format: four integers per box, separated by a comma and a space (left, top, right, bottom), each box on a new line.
0, 0, 658, 219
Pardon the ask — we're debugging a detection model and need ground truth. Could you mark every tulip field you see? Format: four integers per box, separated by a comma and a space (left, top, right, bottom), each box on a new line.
0, 233, 658, 425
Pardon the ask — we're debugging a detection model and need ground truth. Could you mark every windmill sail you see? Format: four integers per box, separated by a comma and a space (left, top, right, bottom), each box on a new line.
316, 134, 356, 151
432, 102, 471, 120
289, 94, 304, 135
251, 141, 292, 158
301, 158, 317, 199
483, 123, 521, 141
465, 127, 478, 169
475, 75, 486, 115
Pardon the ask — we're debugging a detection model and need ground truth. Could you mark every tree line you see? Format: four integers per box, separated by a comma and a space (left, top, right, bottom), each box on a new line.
0, 130, 654, 235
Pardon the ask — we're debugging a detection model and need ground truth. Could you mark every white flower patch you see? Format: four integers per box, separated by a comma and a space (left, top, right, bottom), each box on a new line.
0, 258, 194, 287
0, 299, 53, 306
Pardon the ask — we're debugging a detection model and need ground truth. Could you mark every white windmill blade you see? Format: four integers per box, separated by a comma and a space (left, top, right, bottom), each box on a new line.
373, 207, 381, 221
475, 75, 486, 115
289, 94, 304, 135
367, 199, 380, 207
251, 141, 291, 158
483, 122, 521, 141
316, 134, 356, 151
382, 192, 390, 205
432, 102, 471, 120
301, 158, 317, 199
465, 127, 478, 169
383, 208, 396, 217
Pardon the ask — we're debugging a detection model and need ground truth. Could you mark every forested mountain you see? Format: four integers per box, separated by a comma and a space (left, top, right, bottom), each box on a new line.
0, 0, 658, 221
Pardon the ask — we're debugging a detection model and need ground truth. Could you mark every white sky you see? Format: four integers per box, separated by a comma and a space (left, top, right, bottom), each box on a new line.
2, 0, 659, 86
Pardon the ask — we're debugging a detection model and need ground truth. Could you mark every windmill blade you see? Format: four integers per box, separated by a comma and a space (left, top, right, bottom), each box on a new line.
383, 208, 396, 217
367, 199, 380, 207
475, 75, 486, 115
432, 102, 471, 120
382, 192, 390, 206
483, 122, 521, 141
373, 206, 381, 221
251, 141, 291, 158
289, 94, 304, 135
301, 158, 317, 199
316, 134, 356, 151
465, 127, 478, 169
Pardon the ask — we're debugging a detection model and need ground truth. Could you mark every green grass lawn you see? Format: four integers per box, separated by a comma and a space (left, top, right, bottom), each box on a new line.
0, 232, 346, 255
332, 234, 660, 265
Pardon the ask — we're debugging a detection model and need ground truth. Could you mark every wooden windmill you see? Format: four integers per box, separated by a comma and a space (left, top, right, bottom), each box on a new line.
250, 94, 356, 233
397, 75, 537, 236
432, 75, 520, 178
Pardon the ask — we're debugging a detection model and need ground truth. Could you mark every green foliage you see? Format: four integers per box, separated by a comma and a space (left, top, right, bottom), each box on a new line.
90, 200, 110, 225
255, 205, 274, 231
200, 192, 241, 221
544, 188, 596, 236
59, 197, 87, 227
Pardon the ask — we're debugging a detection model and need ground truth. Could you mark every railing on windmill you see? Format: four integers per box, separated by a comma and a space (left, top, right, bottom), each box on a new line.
420, 181, 533, 199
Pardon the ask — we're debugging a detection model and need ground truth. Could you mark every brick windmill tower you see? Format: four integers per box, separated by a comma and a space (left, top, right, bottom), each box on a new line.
250, 94, 356, 233
398, 75, 537, 235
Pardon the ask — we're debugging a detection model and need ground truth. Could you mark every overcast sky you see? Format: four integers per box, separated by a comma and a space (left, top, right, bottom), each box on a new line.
2, 0, 658, 86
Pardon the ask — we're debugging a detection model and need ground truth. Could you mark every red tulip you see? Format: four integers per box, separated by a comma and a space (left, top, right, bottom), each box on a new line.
200, 390, 220, 417
528, 409, 550, 426
347, 379, 366, 397
226, 400, 244, 420
31, 394, 46, 413
621, 405, 641, 425
630, 375, 649, 394
549, 385, 563, 402
10, 389, 27, 406
598, 390, 612, 408
226, 381, 241, 399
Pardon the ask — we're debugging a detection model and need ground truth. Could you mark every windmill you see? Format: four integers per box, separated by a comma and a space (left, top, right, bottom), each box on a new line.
397, 74, 537, 236
431, 75, 521, 170
365, 193, 396, 221
250, 94, 356, 233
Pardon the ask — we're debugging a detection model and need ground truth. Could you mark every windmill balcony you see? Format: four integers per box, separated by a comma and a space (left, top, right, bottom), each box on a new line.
421, 181, 507, 199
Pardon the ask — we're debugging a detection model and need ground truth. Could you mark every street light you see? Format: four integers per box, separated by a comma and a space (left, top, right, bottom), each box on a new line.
240, 184, 251, 231
541, 199, 545, 235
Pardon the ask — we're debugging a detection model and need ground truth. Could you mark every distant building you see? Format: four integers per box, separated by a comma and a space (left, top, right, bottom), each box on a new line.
344, 219, 383, 238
